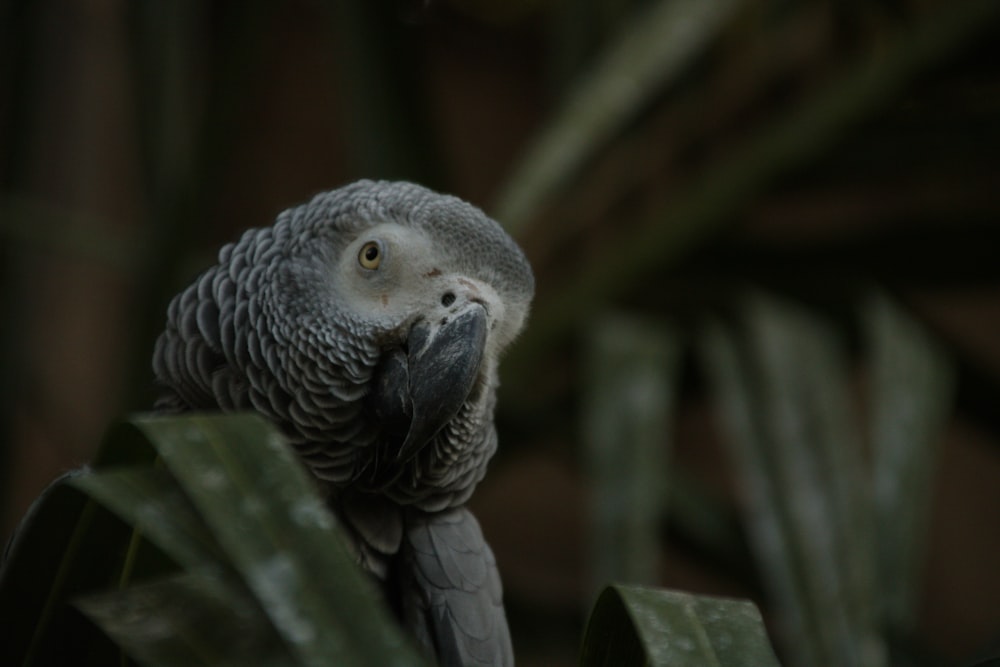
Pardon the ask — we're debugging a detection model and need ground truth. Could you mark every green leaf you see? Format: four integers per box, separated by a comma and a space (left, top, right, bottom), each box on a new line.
0, 473, 122, 667
76, 570, 297, 667
3, 413, 430, 667
127, 413, 427, 667
69, 466, 225, 572
0, 421, 165, 667
580, 584, 781, 667
92, 419, 160, 468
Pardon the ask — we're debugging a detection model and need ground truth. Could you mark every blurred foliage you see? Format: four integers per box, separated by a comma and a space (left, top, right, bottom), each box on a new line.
701, 293, 952, 666
584, 293, 954, 666
500, 0, 1000, 385
2, 0, 1000, 665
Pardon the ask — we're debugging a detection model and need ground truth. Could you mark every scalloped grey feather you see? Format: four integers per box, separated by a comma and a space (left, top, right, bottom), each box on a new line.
152, 180, 532, 667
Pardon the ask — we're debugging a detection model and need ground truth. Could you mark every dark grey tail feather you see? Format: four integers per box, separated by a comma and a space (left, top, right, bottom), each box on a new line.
332, 490, 404, 580
399, 507, 513, 667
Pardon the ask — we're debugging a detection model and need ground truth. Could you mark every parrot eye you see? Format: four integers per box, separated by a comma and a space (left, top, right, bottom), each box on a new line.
358, 241, 382, 270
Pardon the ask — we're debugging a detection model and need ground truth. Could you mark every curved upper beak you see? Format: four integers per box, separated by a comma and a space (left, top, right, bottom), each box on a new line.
368, 303, 488, 464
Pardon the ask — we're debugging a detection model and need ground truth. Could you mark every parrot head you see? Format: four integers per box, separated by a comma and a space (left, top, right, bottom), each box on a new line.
154, 180, 534, 510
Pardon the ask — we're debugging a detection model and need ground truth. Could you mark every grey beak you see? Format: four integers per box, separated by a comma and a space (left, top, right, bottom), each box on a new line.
368, 304, 488, 466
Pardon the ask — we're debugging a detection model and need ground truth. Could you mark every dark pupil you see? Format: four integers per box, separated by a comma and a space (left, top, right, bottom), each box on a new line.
365, 245, 379, 261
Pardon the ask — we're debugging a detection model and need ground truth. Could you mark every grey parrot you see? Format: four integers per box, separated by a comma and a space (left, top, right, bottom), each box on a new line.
151, 180, 533, 666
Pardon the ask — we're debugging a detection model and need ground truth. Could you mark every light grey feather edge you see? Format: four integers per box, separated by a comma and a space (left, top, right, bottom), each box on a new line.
401, 507, 513, 667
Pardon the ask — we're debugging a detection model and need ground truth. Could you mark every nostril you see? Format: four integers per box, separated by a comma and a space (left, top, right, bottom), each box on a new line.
441, 292, 456, 307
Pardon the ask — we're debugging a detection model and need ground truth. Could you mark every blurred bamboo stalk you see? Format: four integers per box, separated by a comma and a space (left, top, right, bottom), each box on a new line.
325, 0, 443, 185
496, 0, 743, 231
123, 1, 275, 409
124, 0, 208, 410
0, 0, 43, 531
583, 314, 679, 602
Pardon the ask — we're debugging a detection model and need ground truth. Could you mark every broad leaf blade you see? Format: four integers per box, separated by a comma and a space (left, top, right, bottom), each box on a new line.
4, 413, 430, 667
69, 466, 225, 571
93, 419, 159, 468
76, 570, 297, 667
130, 413, 427, 667
580, 584, 781, 667
0, 419, 187, 667
0, 472, 132, 667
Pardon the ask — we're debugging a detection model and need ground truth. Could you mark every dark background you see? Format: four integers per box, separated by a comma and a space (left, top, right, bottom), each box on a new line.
2, 1, 999, 665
